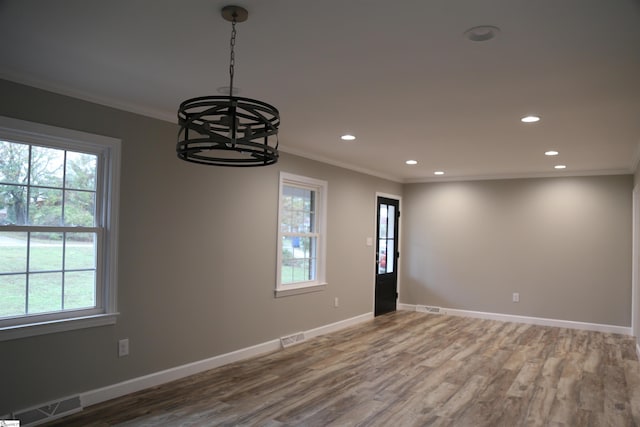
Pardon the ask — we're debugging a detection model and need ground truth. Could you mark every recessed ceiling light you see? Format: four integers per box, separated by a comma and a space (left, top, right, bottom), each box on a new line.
464, 25, 500, 42
340, 134, 356, 141
405, 160, 418, 165
554, 165, 567, 169
545, 150, 559, 156
434, 171, 445, 175
521, 115, 541, 123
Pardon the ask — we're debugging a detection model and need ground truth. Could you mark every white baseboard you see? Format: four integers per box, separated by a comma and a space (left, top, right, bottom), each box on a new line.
402, 304, 632, 335
305, 312, 373, 339
81, 311, 373, 408
81, 339, 280, 408
397, 303, 415, 311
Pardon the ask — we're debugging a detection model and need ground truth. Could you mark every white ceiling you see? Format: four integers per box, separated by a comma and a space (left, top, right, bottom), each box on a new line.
1, 0, 640, 182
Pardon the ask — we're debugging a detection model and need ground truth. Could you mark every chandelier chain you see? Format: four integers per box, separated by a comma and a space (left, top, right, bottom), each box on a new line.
229, 16, 237, 97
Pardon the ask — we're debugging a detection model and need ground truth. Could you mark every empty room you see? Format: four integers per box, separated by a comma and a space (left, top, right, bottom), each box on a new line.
1, 1, 640, 426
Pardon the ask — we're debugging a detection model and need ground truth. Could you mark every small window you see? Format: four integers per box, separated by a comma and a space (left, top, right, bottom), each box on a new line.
0, 117, 120, 340
276, 172, 327, 297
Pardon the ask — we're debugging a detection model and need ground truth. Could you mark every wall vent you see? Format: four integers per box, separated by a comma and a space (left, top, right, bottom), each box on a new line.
280, 332, 305, 348
416, 305, 441, 314
13, 395, 82, 426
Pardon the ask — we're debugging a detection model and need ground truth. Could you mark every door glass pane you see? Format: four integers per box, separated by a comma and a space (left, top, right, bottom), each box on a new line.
378, 239, 387, 274
379, 205, 387, 238
386, 239, 395, 273
387, 205, 395, 239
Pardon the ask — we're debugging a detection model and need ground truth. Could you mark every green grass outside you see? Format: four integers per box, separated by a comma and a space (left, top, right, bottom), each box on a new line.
0, 245, 96, 317
281, 264, 314, 284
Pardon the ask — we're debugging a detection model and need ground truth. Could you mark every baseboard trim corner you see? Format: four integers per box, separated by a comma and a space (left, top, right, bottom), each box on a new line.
81, 311, 373, 409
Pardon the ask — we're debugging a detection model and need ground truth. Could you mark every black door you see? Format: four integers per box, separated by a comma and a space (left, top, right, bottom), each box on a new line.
375, 196, 399, 316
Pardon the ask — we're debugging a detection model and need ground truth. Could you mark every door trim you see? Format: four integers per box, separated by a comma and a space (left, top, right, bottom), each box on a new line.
632, 185, 639, 341
373, 192, 402, 314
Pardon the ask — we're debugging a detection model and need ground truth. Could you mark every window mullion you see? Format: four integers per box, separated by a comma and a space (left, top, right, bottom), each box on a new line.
61, 231, 66, 310
26, 232, 31, 314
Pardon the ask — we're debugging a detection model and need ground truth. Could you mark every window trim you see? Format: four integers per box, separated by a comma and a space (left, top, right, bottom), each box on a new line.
276, 172, 327, 298
0, 116, 121, 341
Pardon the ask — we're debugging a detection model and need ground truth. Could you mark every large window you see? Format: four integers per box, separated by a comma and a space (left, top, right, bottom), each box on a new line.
276, 172, 327, 297
0, 116, 120, 340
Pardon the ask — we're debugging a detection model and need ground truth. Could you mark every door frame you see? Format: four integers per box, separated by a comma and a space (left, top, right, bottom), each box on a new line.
632, 185, 639, 346
373, 192, 402, 315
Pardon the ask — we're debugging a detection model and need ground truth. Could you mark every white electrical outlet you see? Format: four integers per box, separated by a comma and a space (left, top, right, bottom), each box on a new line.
118, 338, 129, 357
334, 297, 339, 308
512, 292, 520, 303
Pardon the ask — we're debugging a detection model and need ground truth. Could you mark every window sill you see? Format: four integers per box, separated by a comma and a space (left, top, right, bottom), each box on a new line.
275, 282, 327, 298
0, 313, 119, 342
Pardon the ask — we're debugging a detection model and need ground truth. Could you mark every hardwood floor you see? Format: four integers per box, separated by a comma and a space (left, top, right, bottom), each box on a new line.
45, 311, 640, 426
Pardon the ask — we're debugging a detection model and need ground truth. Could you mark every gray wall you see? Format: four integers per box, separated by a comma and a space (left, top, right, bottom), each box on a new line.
0, 79, 402, 413
401, 176, 633, 326
1, 78, 635, 414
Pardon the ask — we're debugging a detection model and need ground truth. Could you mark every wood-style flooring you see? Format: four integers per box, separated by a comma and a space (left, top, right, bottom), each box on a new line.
45, 311, 640, 426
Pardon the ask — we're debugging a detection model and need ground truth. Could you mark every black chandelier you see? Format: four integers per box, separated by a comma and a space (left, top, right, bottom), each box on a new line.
177, 5, 280, 167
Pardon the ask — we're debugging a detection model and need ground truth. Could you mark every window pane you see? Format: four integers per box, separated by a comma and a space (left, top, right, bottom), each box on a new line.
0, 231, 27, 273
28, 272, 63, 314
64, 190, 95, 226
282, 185, 314, 233
65, 152, 97, 190
281, 235, 317, 284
0, 184, 27, 225
64, 271, 96, 309
290, 259, 305, 283
65, 232, 96, 270
0, 274, 26, 317
299, 215, 307, 233
29, 187, 63, 225
30, 232, 63, 272
0, 140, 29, 184
30, 146, 64, 187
